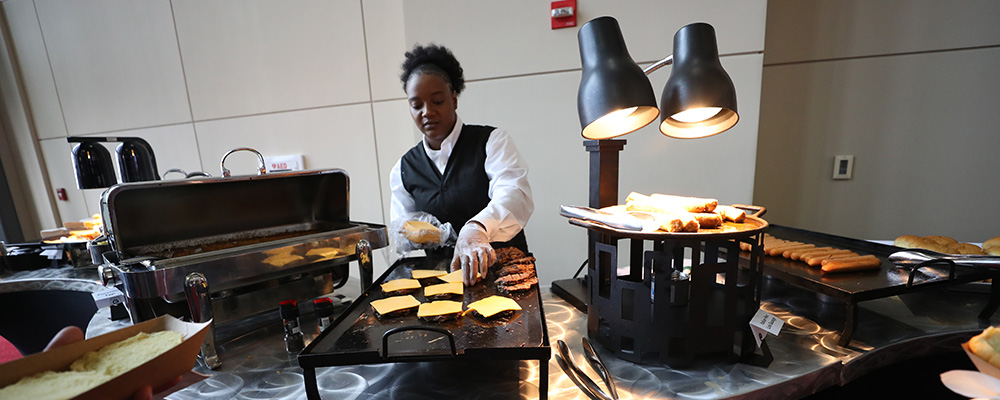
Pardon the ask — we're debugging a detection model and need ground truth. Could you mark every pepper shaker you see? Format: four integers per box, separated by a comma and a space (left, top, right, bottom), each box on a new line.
314, 297, 334, 332
279, 299, 304, 353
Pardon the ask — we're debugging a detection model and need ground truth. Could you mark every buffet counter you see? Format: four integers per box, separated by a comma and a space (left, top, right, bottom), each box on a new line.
0, 261, 989, 399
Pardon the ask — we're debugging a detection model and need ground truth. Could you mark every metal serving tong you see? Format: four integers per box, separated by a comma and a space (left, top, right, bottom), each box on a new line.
555, 339, 619, 400
889, 249, 1000, 267
582, 337, 619, 399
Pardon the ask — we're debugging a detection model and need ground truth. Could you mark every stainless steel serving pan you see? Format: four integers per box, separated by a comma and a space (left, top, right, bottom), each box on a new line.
99, 168, 387, 319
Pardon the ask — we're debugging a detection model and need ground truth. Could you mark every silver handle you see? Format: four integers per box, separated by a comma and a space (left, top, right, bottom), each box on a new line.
556, 340, 613, 400
582, 337, 619, 399
185, 272, 222, 369
356, 239, 373, 292
889, 250, 1000, 267
220, 147, 266, 177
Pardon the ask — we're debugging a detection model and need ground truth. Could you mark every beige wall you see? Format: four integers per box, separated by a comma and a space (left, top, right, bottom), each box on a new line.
1, 0, 767, 284
757, 0, 1000, 242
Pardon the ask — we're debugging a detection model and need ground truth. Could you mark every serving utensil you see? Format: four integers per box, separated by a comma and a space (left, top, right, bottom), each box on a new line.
581, 337, 619, 399
889, 250, 1000, 267
556, 340, 612, 400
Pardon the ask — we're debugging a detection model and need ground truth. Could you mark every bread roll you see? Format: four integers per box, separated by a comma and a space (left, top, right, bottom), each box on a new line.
923, 235, 958, 246
948, 242, 985, 255
658, 213, 699, 232
894, 235, 950, 253
984, 236, 1000, 250
690, 212, 723, 229
403, 221, 443, 244
715, 205, 746, 222
970, 326, 1000, 369
987, 247, 1000, 256
71, 331, 182, 376
649, 193, 718, 213
894, 235, 924, 248
0, 370, 109, 400
0, 331, 182, 400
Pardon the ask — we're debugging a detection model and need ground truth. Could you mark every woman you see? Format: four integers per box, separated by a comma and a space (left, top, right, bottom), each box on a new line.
389, 44, 533, 286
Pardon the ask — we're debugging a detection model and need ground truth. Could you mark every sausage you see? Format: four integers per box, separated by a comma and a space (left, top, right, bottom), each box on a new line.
804, 250, 858, 267
821, 255, 882, 274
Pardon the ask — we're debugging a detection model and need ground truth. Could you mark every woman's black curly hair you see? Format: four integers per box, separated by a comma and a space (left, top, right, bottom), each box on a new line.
400, 44, 465, 95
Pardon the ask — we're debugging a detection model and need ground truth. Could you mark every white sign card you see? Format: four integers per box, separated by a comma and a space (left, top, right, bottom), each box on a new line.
749, 308, 784, 348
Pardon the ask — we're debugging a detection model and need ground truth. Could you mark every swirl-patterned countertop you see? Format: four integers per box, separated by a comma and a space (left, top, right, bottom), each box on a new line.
1, 265, 988, 399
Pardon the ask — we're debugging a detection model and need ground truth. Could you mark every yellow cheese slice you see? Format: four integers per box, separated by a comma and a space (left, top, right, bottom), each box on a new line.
370, 295, 420, 316
467, 296, 521, 318
424, 282, 463, 298
263, 247, 296, 256
262, 253, 304, 267
411, 269, 448, 280
417, 300, 464, 318
306, 247, 342, 261
438, 270, 464, 284
381, 279, 422, 293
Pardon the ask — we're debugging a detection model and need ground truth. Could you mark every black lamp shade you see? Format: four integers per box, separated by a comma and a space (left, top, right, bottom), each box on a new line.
659, 23, 739, 139
72, 142, 116, 189
117, 139, 159, 182
577, 16, 659, 140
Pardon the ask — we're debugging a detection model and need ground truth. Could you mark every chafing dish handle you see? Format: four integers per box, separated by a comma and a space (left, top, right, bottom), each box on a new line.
220, 147, 266, 177
356, 239, 373, 291
185, 272, 222, 369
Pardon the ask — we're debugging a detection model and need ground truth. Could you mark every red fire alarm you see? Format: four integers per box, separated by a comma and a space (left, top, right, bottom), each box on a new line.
56, 188, 68, 201
551, 0, 576, 29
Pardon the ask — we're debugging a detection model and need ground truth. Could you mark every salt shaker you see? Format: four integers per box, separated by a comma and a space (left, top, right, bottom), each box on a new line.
279, 299, 304, 353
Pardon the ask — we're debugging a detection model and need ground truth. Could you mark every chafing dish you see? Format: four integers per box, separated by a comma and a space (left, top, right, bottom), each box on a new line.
97, 167, 387, 367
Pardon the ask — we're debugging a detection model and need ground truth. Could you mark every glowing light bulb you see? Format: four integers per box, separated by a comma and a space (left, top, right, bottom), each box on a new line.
671, 107, 722, 123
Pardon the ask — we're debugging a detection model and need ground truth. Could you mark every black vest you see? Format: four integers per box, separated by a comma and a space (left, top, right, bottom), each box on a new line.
401, 124, 528, 252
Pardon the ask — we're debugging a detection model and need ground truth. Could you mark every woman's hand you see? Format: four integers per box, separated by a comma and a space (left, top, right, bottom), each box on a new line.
452, 222, 495, 285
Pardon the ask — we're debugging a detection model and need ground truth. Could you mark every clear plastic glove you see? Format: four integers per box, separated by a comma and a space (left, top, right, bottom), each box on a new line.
451, 222, 495, 286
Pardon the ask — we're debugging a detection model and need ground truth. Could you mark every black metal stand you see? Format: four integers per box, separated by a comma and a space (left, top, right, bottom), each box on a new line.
551, 140, 626, 311
586, 233, 770, 368
555, 138, 771, 368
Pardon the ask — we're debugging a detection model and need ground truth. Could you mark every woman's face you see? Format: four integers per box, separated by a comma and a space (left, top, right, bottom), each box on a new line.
406, 73, 458, 150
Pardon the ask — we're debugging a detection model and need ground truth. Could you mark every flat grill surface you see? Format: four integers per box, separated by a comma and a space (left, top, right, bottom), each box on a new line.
299, 256, 550, 367
759, 225, 993, 299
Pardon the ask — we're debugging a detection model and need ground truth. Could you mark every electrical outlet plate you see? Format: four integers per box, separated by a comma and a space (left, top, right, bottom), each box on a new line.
833, 155, 854, 180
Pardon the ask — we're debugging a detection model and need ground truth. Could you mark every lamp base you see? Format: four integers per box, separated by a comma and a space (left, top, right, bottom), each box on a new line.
550, 277, 587, 312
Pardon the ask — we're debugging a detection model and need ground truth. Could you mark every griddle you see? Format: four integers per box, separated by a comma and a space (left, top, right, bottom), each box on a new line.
758, 225, 1000, 346
298, 255, 550, 399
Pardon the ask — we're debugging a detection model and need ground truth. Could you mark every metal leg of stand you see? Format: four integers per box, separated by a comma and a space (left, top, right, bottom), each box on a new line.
979, 274, 1000, 322
304, 366, 320, 399
540, 359, 549, 399
839, 300, 858, 347
184, 272, 221, 369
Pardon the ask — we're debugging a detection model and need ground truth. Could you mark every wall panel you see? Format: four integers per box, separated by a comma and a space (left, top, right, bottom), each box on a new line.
173, 0, 370, 120
764, 0, 1000, 64
193, 104, 383, 224
756, 47, 1000, 241
33, 0, 190, 135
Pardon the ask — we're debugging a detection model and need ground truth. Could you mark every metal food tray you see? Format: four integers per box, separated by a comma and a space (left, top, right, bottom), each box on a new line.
756, 225, 1000, 347
565, 204, 768, 240
298, 255, 550, 399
